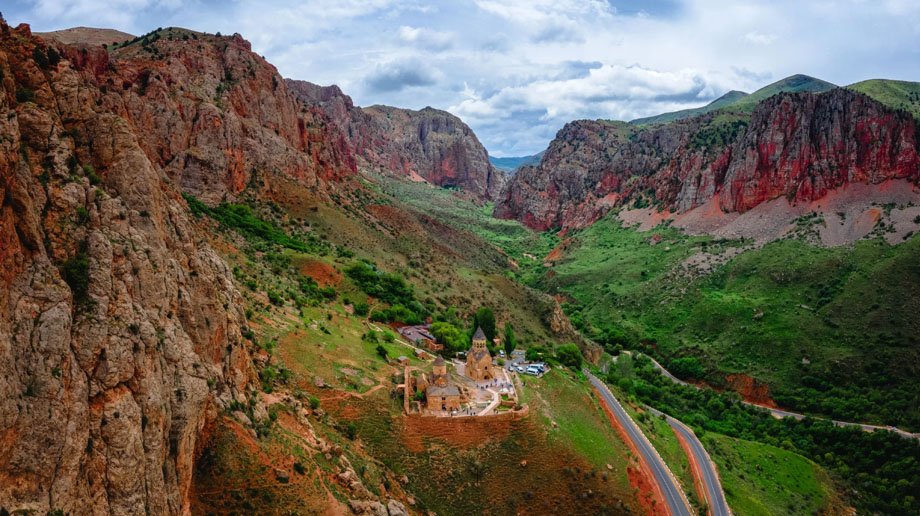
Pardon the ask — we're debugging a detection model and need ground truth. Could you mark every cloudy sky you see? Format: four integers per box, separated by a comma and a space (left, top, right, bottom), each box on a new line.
7, 0, 920, 156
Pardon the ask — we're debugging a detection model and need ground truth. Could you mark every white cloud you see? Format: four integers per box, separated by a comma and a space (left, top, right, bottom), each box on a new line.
397, 25, 454, 51
744, 31, 777, 45
7, 0, 920, 155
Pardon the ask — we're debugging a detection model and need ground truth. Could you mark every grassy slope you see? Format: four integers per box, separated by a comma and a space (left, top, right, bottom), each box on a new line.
544, 215, 920, 428
726, 74, 836, 112
847, 79, 920, 119
703, 434, 833, 516
368, 176, 920, 428
192, 174, 641, 514
630, 90, 749, 125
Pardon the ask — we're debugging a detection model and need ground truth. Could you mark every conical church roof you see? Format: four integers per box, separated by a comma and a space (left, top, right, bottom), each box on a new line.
433, 355, 446, 366
472, 327, 487, 341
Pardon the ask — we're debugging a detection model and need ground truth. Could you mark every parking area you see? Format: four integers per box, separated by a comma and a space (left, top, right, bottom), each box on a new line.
501, 350, 548, 377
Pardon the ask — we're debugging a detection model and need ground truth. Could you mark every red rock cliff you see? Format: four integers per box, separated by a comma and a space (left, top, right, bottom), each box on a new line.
0, 22, 368, 515
287, 79, 506, 201
495, 89, 920, 231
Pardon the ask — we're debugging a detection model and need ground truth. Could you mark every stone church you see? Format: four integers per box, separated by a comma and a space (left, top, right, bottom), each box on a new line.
417, 356, 461, 411
465, 327, 494, 381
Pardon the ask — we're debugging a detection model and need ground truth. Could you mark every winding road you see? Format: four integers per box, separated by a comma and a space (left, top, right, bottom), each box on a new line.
645, 406, 732, 516
635, 353, 920, 441
587, 371, 693, 516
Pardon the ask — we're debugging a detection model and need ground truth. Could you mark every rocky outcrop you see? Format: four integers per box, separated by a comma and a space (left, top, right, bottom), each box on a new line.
495, 88, 920, 231
0, 21, 349, 515
287, 79, 506, 200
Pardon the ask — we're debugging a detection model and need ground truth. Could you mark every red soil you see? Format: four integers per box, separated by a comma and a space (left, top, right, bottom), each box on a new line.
298, 258, 342, 287
725, 373, 778, 408
398, 414, 517, 453
672, 425, 710, 515
544, 237, 574, 261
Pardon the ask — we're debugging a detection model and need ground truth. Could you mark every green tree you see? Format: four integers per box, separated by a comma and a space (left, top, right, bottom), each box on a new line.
430, 322, 465, 353
375, 344, 388, 361
503, 322, 516, 356
525, 345, 550, 362
555, 344, 583, 369
474, 306, 496, 342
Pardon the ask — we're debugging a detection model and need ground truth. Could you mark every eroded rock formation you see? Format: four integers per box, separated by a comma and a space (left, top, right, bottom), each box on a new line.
0, 21, 362, 514
495, 88, 920, 231
287, 79, 506, 200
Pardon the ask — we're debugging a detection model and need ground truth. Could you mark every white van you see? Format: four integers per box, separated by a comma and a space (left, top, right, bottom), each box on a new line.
526, 366, 541, 376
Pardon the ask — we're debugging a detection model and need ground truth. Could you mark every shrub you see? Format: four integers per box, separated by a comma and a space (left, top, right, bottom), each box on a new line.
83, 165, 102, 185
308, 395, 320, 409
267, 290, 283, 306
75, 206, 89, 225
61, 253, 90, 302
382, 331, 395, 343
555, 344, 583, 369
376, 344, 388, 360
16, 87, 36, 103
525, 345, 550, 362
352, 301, 369, 316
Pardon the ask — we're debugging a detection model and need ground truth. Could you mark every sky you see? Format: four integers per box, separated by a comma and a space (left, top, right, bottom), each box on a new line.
6, 0, 920, 156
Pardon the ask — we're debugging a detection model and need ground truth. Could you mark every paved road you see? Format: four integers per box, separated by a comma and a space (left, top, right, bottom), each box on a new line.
630, 352, 920, 441
647, 406, 731, 516
587, 371, 693, 516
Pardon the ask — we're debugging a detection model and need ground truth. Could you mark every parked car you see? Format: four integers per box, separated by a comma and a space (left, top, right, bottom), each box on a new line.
515, 365, 524, 373
525, 366, 541, 376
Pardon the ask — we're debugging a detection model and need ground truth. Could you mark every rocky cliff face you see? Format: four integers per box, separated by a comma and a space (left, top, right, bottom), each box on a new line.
0, 21, 363, 515
287, 79, 506, 200
495, 88, 920, 231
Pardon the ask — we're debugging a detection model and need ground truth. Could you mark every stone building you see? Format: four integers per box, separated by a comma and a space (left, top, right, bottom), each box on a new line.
427, 384, 461, 411
420, 356, 463, 412
465, 327, 494, 381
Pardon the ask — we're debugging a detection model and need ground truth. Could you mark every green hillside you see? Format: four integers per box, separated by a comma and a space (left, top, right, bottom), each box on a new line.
847, 78, 920, 119
727, 74, 836, 111
630, 90, 749, 125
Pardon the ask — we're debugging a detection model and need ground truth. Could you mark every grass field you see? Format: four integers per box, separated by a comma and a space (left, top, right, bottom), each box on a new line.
703, 434, 834, 516
848, 78, 920, 119
543, 214, 920, 429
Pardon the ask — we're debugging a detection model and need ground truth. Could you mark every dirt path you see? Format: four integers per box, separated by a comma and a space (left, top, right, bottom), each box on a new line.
319, 384, 386, 402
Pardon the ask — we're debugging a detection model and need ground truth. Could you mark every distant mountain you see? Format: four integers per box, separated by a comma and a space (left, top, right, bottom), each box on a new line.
630, 90, 749, 125
35, 26, 134, 46
490, 151, 545, 173
727, 74, 836, 111
287, 80, 506, 200
847, 79, 920, 119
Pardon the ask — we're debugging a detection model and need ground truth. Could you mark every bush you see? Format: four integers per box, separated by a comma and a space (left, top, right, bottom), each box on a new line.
83, 165, 102, 185
429, 322, 466, 353
525, 345, 550, 362
61, 253, 90, 302
16, 87, 36, 103
308, 395, 320, 409
352, 301, 369, 316
555, 344, 583, 369
382, 331, 395, 343
376, 344, 388, 360
75, 206, 89, 225
267, 290, 284, 306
